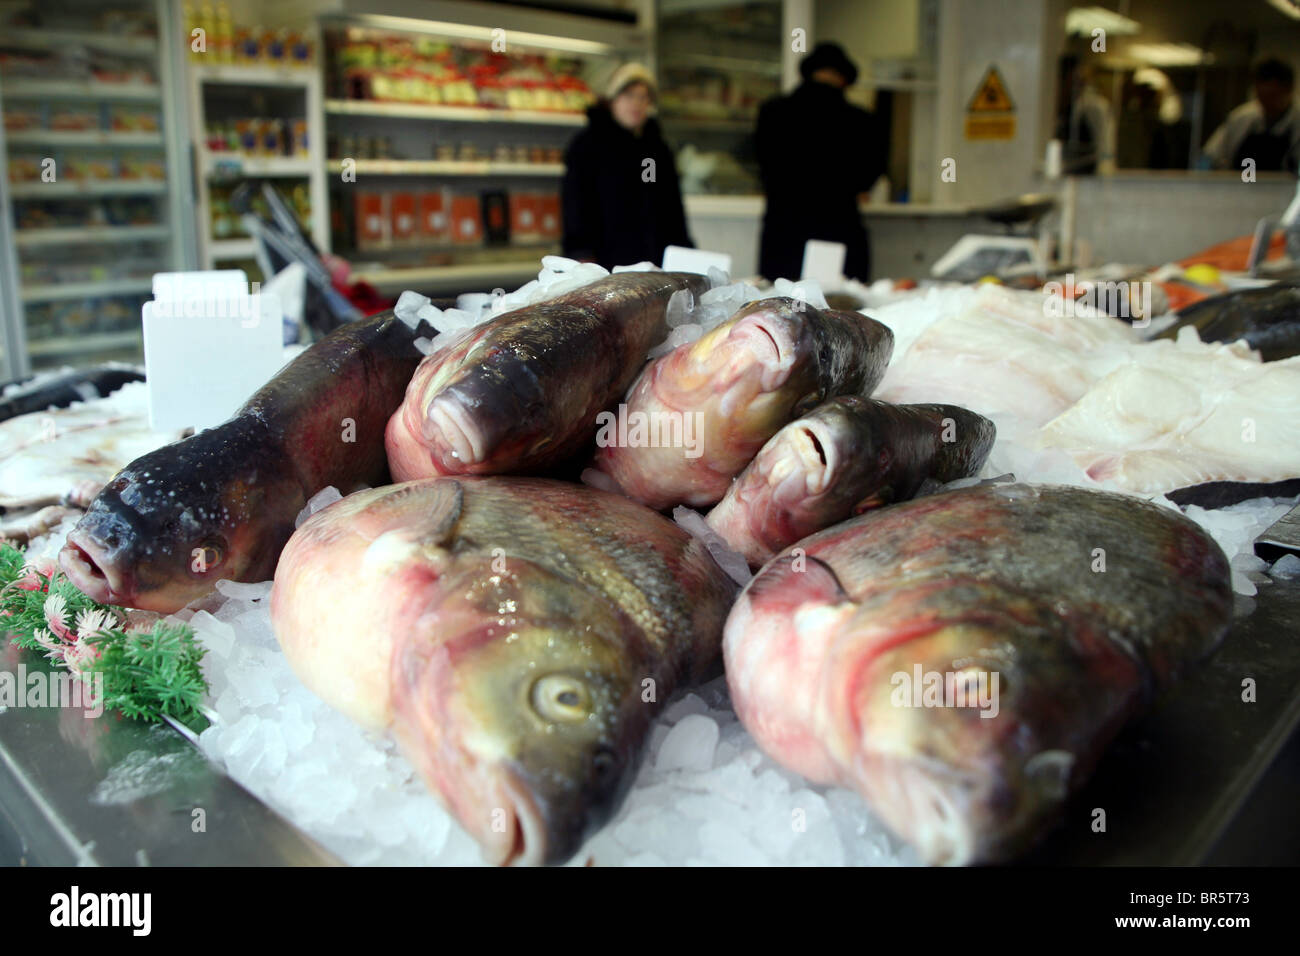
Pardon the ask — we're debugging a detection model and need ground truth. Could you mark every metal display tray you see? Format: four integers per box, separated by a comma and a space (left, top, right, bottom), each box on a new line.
2, 580, 1297, 867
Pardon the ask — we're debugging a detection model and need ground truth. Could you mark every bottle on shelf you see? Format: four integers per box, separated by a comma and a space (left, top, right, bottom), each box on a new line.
197, 1, 216, 60
215, 2, 235, 64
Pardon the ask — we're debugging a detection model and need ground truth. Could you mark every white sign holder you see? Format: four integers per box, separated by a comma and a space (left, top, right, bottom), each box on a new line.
143, 271, 284, 432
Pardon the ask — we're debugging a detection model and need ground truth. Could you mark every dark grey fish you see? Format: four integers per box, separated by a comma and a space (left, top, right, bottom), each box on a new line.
1155, 282, 1300, 361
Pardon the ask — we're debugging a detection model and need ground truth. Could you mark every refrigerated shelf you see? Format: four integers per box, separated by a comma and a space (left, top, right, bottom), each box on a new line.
7, 181, 167, 199
326, 159, 564, 177
20, 278, 155, 303
324, 99, 585, 126
0, 27, 158, 55
14, 225, 170, 248
0, 80, 162, 101
5, 130, 164, 147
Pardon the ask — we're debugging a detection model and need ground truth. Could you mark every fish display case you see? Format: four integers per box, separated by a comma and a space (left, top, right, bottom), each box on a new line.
0, 0, 192, 377
317, 11, 645, 296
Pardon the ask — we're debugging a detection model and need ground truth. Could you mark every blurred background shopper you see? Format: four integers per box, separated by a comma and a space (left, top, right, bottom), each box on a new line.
755, 43, 885, 282
562, 63, 694, 269
1203, 57, 1300, 174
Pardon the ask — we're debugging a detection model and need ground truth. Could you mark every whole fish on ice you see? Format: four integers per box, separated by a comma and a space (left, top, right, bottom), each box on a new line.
723, 483, 1232, 865
0, 364, 143, 423
271, 477, 737, 865
58, 310, 432, 613
385, 272, 710, 481
707, 397, 995, 566
593, 298, 894, 509
1154, 281, 1300, 361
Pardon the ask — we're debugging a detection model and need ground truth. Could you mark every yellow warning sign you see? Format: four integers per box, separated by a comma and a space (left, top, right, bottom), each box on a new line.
964, 65, 1016, 140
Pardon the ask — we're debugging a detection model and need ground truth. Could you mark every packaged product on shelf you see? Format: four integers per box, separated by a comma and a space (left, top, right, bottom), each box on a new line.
98, 297, 140, 333
419, 189, 449, 243
390, 190, 417, 244
449, 193, 484, 245
50, 103, 99, 131
8, 155, 44, 182
538, 193, 561, 240
235, 118, 259, 155
118, 154, 164, 180
261, 119, 285, 157
481, 189, 509, 245
355, 191, 388, 249
509, 191, 539, 241
291, 119, 309, 156
288, 29, 313, 67
110, 105, 160, 132
3, 104, 42, 131
264, 27, 289, 65
52, 300, 96, 336
24, 304, 55, 339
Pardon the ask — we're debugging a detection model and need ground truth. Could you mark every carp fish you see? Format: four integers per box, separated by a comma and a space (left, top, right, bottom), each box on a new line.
58, 311, 432, 613
723, 483, 1232, 865
707, 397, 995, 566
270, 476, 737, 865
385, 272, 711, 481
593, 298, 894, 510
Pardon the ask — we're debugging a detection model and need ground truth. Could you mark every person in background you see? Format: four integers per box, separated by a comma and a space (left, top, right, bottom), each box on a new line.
562, 63, 693, 269
1204, 57, 1300, 174
755, 43, 885, 282
1056, 58, 1115, 175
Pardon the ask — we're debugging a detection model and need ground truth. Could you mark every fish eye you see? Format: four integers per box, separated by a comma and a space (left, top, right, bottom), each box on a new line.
188, 541, 224, 576
530, 674, 591, 723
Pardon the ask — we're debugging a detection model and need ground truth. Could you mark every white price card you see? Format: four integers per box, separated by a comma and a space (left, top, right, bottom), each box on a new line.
143, 272, 284, 432
800, 240, 846, 286
661, 245, 733, 276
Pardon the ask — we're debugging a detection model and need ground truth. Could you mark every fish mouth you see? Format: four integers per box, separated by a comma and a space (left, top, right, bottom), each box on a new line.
792, 422, 836, 494
423, 394, 488, 467
58, 533, 133, 605
490, 772, 549, 867
730, 313, 798, 391
764, 422, 836, 503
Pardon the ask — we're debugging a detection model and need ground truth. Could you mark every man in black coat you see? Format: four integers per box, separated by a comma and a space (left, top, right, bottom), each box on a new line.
755, 43, 886, 282
562, 63, 694, 269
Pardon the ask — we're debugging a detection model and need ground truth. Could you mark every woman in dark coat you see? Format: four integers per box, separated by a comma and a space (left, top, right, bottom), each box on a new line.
562, 63, 694, 269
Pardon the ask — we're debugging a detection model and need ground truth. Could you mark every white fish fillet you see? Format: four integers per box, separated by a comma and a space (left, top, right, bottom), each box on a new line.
1039, 336, 1300, 495
874, 284, 1137, 429
868, 285, 1300, 497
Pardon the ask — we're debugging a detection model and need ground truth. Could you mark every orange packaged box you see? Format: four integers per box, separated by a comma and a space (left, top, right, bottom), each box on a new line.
419, 190, 448, 243
450, 194, 483, 245
355, 191, 388, 249
509, 192, 539, 241
390, 190, 417, 244
537, 194, 561, 240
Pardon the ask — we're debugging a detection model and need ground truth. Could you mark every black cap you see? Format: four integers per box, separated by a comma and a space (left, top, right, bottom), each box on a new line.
800, 43, 859, 86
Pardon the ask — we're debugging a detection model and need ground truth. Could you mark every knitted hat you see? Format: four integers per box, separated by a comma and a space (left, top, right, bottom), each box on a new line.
606, 62, 658, 101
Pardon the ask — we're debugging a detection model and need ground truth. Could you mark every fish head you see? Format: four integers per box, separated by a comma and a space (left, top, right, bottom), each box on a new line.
838, 582, 1104, 865
403, 555, 651, 866
59, 430, 300, 611
751, 397, 874, 509
685, 297, 821, 410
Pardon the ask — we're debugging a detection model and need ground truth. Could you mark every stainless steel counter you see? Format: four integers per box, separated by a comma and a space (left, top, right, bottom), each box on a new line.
1, 579, 1297, 866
